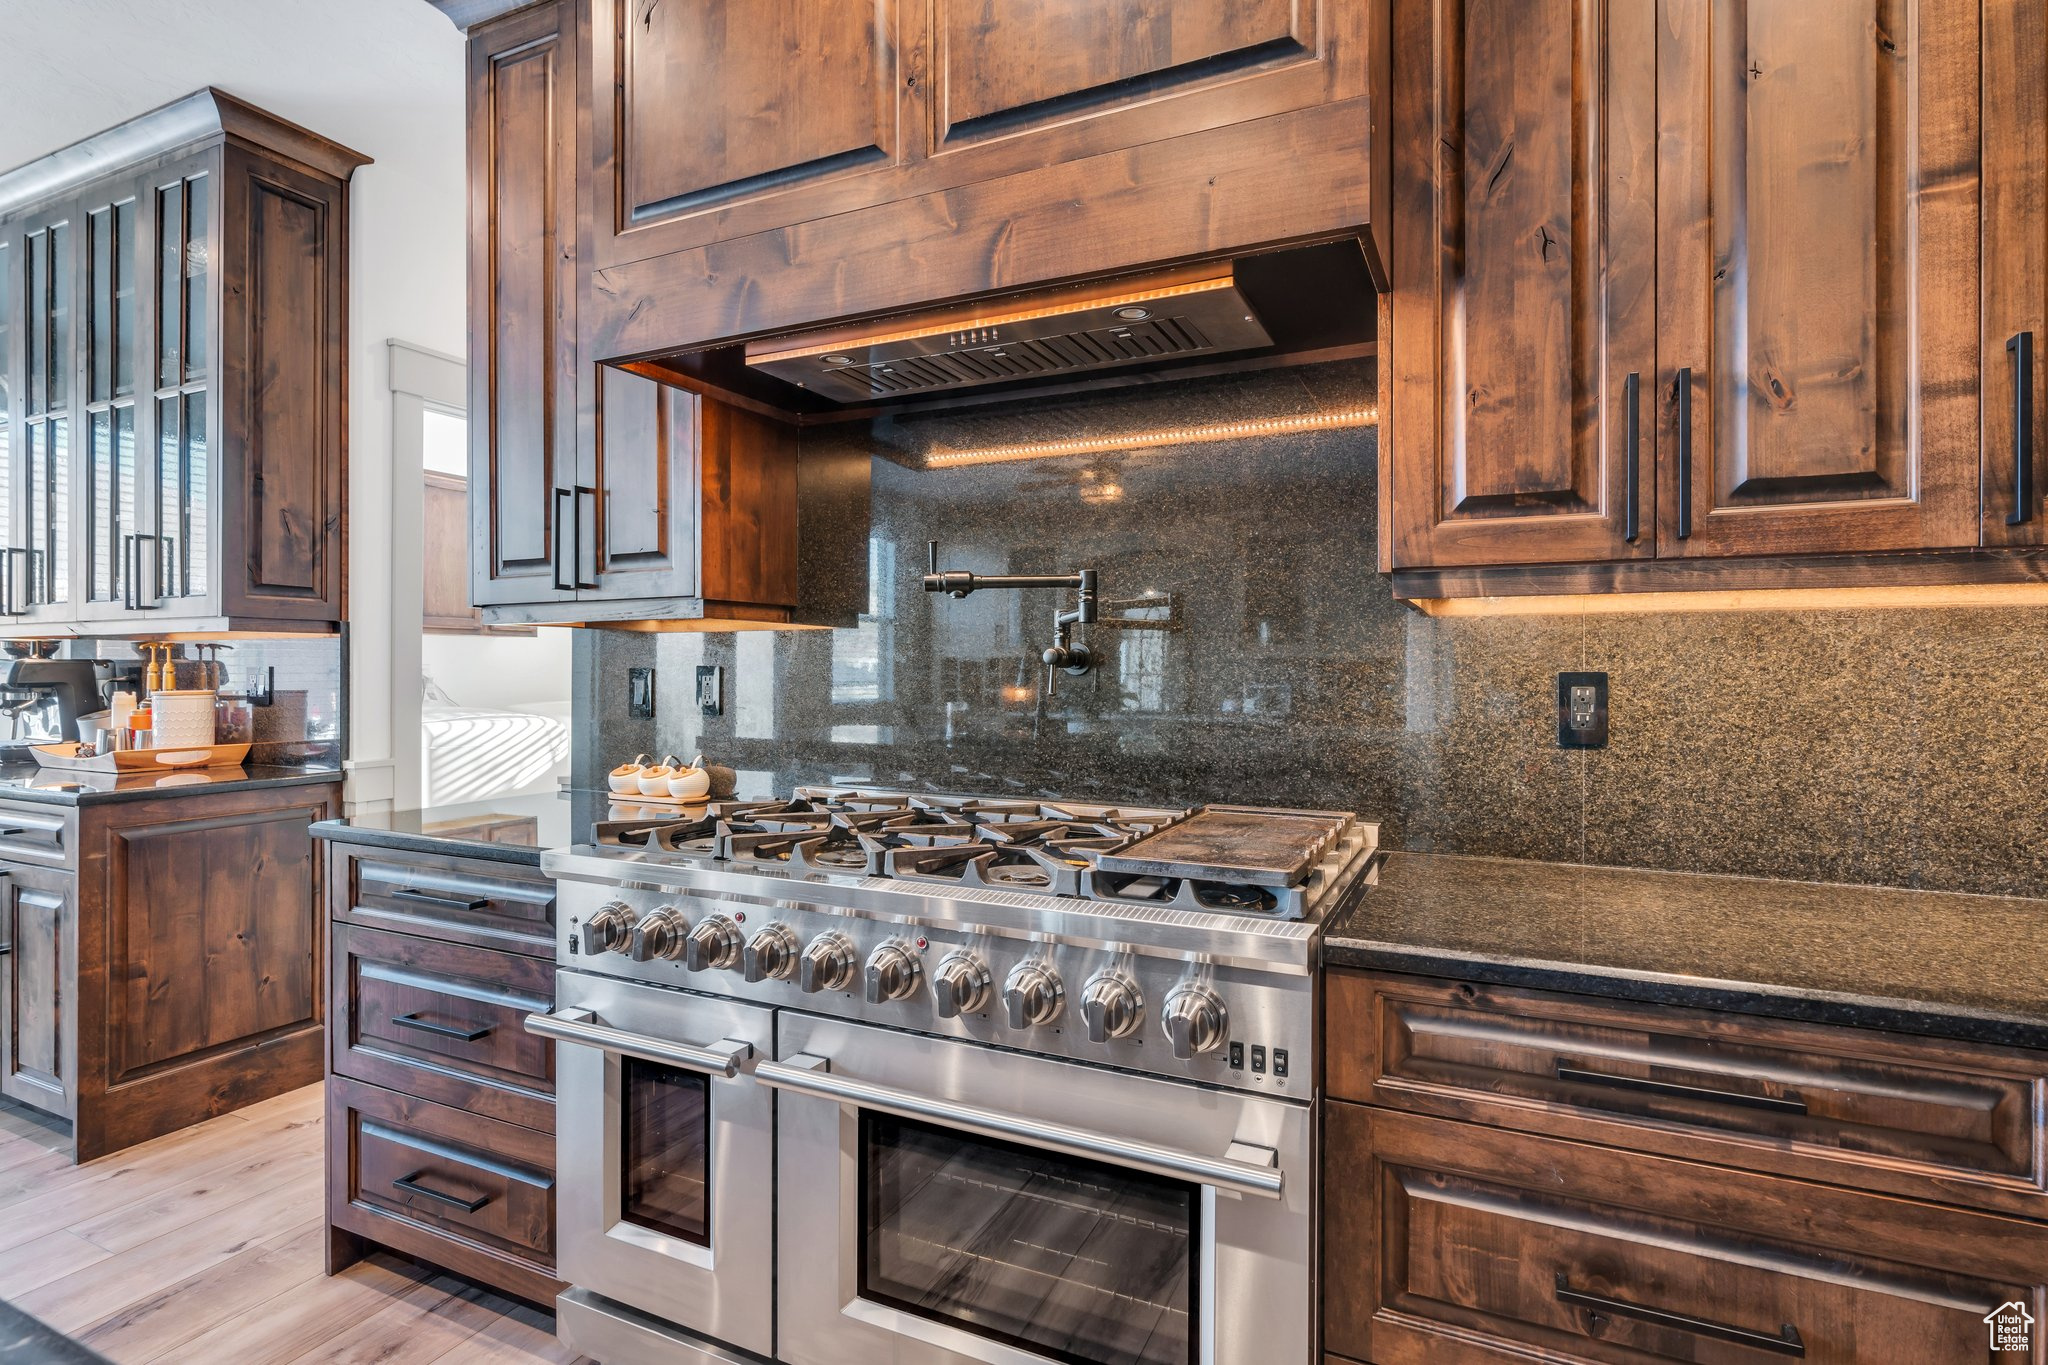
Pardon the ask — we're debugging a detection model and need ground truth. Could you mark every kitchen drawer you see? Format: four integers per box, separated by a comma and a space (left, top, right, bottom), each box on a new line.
0, 804, 71, 867
1328, 970, 2048, 1219
1324, 1104, 2048, 1365
331, 923, 555, 1132
333, 844, 555, 955
327, 1077, 560, 1305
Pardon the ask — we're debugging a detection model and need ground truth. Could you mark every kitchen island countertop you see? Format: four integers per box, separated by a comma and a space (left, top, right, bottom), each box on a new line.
1324, 852, 2048, 1051
0, 760, 343, 806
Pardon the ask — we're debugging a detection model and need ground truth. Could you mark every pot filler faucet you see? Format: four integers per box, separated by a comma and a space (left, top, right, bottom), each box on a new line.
923, 541, 1097, 698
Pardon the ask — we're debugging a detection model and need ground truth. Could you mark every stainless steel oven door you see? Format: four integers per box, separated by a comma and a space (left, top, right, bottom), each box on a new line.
529, 971, 776, 1359
762, 1013, 1312, 1365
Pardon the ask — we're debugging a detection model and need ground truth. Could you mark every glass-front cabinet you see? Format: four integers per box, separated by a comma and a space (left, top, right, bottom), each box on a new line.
0, 91, 361, 636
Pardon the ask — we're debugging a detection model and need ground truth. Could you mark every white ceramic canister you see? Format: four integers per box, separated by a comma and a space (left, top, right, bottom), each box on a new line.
149, 690, 220, 748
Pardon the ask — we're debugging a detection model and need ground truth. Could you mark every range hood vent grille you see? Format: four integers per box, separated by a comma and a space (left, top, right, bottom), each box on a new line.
744, 267, 1272, 404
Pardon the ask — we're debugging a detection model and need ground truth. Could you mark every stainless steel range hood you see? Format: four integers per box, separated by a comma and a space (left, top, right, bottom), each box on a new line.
744, 265, 1277, 403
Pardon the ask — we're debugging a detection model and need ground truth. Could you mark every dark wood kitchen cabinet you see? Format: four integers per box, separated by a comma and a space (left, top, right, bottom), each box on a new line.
1384, 0, 1658, 569
0, 89, 363, 635
0, 783, 341, 1162
1388, 0, 2048, 599
320, 832, 562, 1305
1322, 969, 2048, 1364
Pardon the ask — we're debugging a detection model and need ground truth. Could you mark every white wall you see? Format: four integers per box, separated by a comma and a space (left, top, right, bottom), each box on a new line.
2, 0, 470, 812
423, 632, 574, 712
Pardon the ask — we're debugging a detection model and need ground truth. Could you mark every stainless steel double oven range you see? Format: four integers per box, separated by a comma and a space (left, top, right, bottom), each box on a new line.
523, 788, 1376, 1365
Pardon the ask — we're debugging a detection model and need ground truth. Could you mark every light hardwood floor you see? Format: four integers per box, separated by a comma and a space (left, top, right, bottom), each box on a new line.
0, 1085, 587, 1364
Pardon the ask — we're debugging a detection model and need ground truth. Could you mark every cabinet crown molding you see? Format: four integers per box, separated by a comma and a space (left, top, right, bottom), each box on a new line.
0, 86, 371, 218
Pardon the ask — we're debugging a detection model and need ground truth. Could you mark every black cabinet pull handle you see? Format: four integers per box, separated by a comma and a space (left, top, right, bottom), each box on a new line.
2, 548, 30, 616
389, 886, 493, 912
121, 534, 133, 610
574, 485, 599, 590
1623, 371, 1641, 543
1555, 1062, 1808, 1115
2009, 331, 2036, 527
1556, 1273, 1804, 1355
130, 533, 161, 609
1674, 367, 1694, 539
552, 486, 575, 592
392, 1171, 491, 1214
391, 1013, 494, 1043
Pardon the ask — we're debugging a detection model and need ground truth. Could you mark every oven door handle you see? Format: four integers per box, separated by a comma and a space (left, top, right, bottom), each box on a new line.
524, 1007, 755, 1078
754, 1054, 1284, 1200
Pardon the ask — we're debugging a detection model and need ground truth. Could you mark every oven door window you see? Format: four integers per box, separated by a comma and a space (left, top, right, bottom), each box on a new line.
859, 1112, 1197, 1365
620, 1057, 711, 1246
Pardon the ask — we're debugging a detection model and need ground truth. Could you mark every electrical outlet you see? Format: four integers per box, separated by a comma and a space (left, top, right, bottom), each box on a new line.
697, 666, 723, 717
1556, 671, 1609, 749
628, 668, 656, 719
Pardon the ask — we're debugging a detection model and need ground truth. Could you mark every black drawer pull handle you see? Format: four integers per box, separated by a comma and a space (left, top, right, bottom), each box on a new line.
1557, 1273, 1804, 1356
2010, 331, 2036, 526
1555, 1063, 1808, 1115
391, 1013, 493, 1043
1623, 371, 1641, 543
1674, 366, 1694, 539
392, 1172, 491, 1214
389, 887, 493, 912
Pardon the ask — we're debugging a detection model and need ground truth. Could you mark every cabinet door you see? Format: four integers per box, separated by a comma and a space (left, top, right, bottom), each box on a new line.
0, 864, 74, 1118
469, 0, 578, 609
74, 174, 147, 623
1658, 0, 1982, 556
1983, 0, 2047, 542
8, 203, 79, 623
1385, 0, 1659, 569
587, 0, 916, 270
578, 366, 696, 604
141, 158, 218, 615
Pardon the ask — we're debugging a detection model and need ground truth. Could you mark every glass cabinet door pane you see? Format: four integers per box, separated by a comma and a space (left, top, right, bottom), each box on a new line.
157, 396, 179, 594
46, 416, 66, 606
115, 405, 134, 595
0, 240, 11, 544
89, 411, 111, 601
620, 1058, 711, 1246
183, 176, 207, 382
25, 231, 42, 415
46, 225, 67, 411
182, 392, 205, 596
158, 182, 181, 389
113, 199, 134, 399
860, 1113, 1197, 1365
90, 208, 111, 403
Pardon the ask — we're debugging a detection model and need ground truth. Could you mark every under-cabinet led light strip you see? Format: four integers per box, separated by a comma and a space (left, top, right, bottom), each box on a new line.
923, 405, 1380, 468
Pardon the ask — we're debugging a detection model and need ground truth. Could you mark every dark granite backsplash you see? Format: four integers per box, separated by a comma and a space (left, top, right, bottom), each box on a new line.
577, 359, 2048, 899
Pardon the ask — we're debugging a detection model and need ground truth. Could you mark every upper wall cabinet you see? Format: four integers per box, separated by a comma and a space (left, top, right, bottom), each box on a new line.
1389, 0, 2048, 597
1386, 0, 1658, 569
0, 90, 363, 637
586, 0, 1378, 283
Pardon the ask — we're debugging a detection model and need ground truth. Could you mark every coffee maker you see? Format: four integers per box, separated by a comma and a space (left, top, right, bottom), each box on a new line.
0, 653, 104, 752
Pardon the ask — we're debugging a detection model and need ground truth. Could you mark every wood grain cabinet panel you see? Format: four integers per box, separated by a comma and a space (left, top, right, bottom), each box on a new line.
0, 864, 74, 1117
1386, 0, 1659, 568
1328, 970, 2048, 1220
934, 0, 1318, 141
468, 1, 578, 609
338, 846, 557, 956
1657, 0, 1983, 556
1983, 0, 2048, 542
1325, 1104, 2048, 1365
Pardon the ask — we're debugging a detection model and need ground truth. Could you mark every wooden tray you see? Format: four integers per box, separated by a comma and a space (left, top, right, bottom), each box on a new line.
605, 791, 714, 809
1091, 805, 1354, 887
31, 741, 252, 773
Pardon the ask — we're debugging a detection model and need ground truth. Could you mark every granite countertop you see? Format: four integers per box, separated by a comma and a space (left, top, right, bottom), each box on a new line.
1325, 853, 2048, 1051
0, 760, 344, 806
312, 791, 579, 865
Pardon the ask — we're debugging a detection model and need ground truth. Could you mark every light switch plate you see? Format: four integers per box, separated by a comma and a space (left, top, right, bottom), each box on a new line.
1556, 671, 1608, 749
697, 666, 723, 717
628, 668, 656, 719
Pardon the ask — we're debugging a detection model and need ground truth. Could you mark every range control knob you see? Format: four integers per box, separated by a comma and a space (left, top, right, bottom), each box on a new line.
1161, 983, 1229, 1060
799, 932, 857, 994
683, 915, 743, 972
1001, 960, 1064, 1029
574, 901, 635, 956
743, 923, 799, 983
628, 906, 688, 962
1080, 970, 1144, 1043
931, 951, 993, 1019
864, 941, 922, 1004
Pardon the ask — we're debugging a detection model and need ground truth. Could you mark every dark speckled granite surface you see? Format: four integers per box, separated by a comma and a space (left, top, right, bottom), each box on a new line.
1326, 853, 2048, 1050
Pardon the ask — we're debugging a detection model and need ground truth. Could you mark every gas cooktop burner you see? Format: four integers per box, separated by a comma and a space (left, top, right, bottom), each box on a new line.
585, 787, 1375, 921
